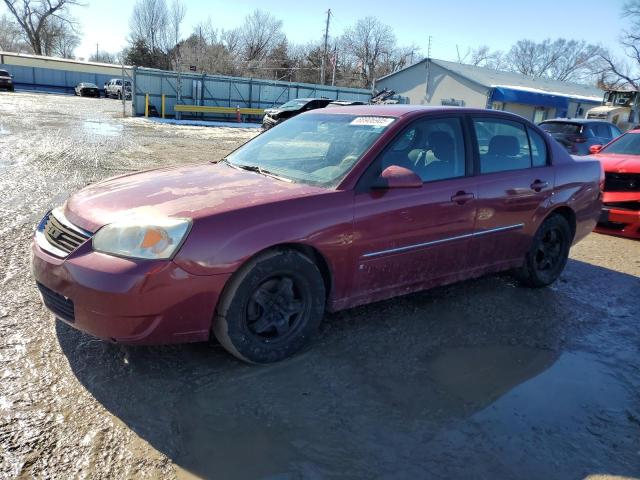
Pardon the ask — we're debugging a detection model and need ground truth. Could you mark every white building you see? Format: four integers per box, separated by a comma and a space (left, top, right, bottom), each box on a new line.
376, 58, 604, 123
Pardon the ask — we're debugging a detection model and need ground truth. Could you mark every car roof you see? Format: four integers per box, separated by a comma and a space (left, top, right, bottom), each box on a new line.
306, 104, 532, 120
290, 98, 329, 102
541, 118, 614, 125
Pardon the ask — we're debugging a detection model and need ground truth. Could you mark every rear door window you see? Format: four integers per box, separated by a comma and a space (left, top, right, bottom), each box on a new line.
527, 128, 548, 167
473, 118, 532, 173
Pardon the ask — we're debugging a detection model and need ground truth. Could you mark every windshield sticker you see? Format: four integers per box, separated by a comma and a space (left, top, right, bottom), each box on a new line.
350, 117, 394, 127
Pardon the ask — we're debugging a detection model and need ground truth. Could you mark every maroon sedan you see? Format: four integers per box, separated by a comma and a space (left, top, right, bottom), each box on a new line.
32, 106, 602, 363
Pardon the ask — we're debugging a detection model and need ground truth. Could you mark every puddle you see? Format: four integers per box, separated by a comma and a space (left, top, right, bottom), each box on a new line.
422, 351, 638, 479
0, 123, 8, 135
82, 120, 123, 137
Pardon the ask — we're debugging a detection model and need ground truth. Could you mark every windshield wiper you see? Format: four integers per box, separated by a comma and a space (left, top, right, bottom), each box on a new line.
227, 162, 294, 183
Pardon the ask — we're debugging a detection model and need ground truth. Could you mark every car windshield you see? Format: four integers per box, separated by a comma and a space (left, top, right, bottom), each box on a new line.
0, 70, 9, 76
83, 83, 98, 88
601, 132, 640, 155
278, 100, 307, 110
539, 122, 581, 134
226, 113, 394, 187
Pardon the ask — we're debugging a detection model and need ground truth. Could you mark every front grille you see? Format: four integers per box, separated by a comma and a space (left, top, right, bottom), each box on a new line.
42, 212, 90, 255
604, 172, 640, 192
597, 220, 627, 231
604, 201, 640, 211
37, 282, 75, 322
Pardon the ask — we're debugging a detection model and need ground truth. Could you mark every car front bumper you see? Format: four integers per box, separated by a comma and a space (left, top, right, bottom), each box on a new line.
595, 191, 640, 240
595, 207, 640, 239
31, 239, 231, 345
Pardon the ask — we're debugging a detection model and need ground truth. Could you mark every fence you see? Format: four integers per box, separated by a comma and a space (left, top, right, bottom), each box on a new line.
132, 67, 371, 119
0, 52, 372, 119
0, 52, 131, 95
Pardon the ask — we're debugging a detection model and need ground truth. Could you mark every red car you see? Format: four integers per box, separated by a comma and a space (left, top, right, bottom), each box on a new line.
589, 129, 640, 239
32, 106, 602, 363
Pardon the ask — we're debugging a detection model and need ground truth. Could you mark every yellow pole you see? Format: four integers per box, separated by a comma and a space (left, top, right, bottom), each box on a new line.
161, 94, 165, 118
145, 93, 149, 117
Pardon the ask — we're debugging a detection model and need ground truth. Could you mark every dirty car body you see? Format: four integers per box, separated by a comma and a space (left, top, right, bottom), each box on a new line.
591, 129, 640, 239
32, 106, 603, 362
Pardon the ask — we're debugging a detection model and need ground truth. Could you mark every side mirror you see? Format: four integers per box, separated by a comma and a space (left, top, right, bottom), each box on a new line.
372, 165, 422, 189
589, 144, 603, 154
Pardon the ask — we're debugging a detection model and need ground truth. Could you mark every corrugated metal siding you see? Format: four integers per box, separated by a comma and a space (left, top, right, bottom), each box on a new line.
132, 68, 371, 118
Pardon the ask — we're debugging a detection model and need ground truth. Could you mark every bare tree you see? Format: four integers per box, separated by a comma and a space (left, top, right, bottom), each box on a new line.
504, 39, 601, 82
40, 14, 80, 58
89, 50, 117, 63
340, 17, 396, 88
3, 0, 81, 55
129, 0, 169, 52
238, 9, 284, 63
0, 13, 31, 52
596, 0, 640, 89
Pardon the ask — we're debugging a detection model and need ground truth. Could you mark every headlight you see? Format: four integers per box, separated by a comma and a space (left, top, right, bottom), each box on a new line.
93, 217, 191, 259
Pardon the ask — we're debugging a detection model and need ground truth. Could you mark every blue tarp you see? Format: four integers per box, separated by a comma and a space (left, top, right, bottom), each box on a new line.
490, 87, 571, 109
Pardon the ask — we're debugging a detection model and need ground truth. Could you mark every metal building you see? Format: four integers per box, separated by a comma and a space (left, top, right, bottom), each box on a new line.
376, 58, 603, 122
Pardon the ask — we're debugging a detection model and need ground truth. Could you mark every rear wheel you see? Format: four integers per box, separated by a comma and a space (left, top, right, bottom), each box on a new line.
513, 214, 572, 287
213, 250, 325, 363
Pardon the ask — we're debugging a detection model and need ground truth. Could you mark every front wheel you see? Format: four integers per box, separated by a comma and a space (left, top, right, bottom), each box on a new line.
513, 214, 572, 288
213, 250, 326, 363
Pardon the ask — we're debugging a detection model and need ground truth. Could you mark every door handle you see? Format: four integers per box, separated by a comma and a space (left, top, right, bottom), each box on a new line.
530, 180, 549, 192
450, 191, 475, 205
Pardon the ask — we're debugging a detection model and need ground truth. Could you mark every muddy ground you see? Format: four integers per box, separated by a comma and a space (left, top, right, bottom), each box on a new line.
0, 92, 639, 480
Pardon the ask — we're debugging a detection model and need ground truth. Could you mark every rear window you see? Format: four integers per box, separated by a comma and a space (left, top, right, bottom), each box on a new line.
0, 70, 9, 76
539, 122, 581, 135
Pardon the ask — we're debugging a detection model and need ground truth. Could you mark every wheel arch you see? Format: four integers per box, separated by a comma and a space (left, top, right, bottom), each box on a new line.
261, 243, 333, 302
548, 205, 576, 241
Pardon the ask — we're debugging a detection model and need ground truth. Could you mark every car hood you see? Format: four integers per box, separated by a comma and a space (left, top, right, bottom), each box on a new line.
64, 162, 328, 232
591, 153, 640, 174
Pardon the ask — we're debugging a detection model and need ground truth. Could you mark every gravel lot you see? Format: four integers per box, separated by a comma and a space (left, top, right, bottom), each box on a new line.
0, 92, 639, 480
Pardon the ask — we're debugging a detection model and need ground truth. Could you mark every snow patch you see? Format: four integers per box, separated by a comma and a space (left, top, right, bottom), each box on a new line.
142, 118, 262, 129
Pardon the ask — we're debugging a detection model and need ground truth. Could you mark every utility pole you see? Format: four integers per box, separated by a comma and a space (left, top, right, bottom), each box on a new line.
331, 43, 337, 86
425, 36, 432, 101
320, 9, 331, 85
96, 43, 99, 61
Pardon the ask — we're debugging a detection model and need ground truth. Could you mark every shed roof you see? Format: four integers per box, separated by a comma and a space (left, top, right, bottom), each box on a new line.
378, 58, 603, 102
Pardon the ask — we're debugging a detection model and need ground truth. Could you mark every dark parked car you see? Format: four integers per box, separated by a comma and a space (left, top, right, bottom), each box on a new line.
539, 119, 622, 156
74, 82, 100, 97
0, 69, 14, 92
262, 98, 332, 129
32, 106, 602, 363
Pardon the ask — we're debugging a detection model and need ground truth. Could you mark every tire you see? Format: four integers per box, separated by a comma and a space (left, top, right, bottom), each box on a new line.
513, 214, 572, 288
213, 249, 326, 363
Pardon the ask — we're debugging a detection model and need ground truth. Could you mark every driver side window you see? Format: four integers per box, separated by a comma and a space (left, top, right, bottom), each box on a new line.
379, 117, 466, 182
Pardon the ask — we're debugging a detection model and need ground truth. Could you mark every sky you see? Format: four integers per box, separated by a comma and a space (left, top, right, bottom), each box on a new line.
1, 0, 631, 62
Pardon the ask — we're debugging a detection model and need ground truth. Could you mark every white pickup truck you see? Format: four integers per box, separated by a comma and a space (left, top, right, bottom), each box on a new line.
105, 78, 132, 100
